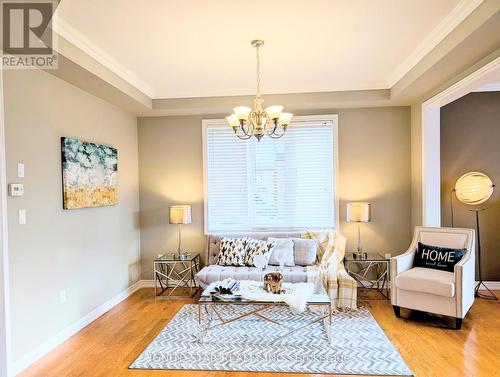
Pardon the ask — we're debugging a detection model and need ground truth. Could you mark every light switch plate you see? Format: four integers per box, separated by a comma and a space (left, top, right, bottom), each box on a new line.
17, 163, 24, 178
8, 183, 24, 196
19, 209, 26, 225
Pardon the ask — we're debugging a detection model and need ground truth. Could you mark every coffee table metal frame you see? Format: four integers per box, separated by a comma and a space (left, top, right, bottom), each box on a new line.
197, 291, 332, 344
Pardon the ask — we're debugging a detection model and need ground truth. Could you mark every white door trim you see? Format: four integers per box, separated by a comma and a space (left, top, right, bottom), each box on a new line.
420, 56, 500, 226
0, 65, 12, 377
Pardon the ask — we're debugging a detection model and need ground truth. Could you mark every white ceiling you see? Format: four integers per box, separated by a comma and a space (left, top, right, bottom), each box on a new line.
54, 0, 477, 99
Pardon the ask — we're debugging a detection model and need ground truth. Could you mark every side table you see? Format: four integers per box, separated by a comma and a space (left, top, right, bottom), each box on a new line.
343, 252, 390, 299
153, 253, 200, 298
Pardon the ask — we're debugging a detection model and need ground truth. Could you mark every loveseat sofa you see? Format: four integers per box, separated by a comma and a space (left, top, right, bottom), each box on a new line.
195, 232, 317, 289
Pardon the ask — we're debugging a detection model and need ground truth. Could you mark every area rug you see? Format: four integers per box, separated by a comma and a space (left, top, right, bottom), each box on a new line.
130, 304, 413, 375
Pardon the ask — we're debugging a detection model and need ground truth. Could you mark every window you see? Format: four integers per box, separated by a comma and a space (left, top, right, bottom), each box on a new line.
202, 115, 338, 233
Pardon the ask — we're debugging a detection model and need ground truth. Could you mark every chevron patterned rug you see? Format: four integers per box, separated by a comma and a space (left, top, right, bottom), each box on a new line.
130, 304, 413, 375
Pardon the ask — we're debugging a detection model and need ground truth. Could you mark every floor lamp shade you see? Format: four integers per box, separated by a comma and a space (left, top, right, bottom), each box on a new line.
455, 172, 494, 205
169, 205, 192, 224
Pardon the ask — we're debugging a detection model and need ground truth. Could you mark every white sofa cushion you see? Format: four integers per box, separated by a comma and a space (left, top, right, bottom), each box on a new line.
267, 237, 295, 266
395, 267, 455, 297
196, 265, 308, 289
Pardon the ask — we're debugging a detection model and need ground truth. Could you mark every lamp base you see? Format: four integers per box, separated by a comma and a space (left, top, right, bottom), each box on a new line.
177, 251, 189, 260
475, 281, 498, 300
353, 251, 367, 260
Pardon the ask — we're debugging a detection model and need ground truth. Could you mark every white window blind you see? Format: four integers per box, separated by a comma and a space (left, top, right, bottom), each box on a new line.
203, 116, 337, 233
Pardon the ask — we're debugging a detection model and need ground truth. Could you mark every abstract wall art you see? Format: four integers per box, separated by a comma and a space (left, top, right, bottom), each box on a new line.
61, 137, 118, 209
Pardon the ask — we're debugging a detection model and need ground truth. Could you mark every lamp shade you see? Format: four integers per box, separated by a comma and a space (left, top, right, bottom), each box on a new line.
169, 205, 192, 224
455, 172, 494, 206
346, 202, 371, 223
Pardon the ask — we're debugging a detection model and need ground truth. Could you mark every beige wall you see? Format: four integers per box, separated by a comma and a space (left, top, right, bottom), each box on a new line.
138, 106, 412, 278
440, 92, 500, 281
3, 69, 141, 362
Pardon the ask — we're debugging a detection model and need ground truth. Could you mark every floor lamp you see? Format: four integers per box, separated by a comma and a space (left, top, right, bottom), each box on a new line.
454, 172, 497, 300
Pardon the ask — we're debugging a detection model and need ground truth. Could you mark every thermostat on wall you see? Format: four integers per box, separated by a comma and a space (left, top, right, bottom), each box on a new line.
8, 183, 24, 197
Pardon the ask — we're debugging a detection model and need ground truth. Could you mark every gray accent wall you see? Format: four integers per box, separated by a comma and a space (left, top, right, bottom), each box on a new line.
138, 107, 412, 279
3, 69, 141, 362
441, 91, 500, 281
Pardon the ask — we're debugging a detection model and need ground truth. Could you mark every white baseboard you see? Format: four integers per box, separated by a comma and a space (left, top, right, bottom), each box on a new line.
12, 280, 144, 376
141, 279, 154, 287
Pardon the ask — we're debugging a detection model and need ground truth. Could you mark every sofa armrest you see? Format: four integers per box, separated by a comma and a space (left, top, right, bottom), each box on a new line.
390, 246, 416, 304
454, 248, 475, 318
391, 250, 415, 276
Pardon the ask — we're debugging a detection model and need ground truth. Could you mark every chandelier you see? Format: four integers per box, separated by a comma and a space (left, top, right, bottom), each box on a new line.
226, 40, 293, 141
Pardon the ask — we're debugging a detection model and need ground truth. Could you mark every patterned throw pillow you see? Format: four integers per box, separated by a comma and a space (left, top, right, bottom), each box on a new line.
244, 238, 275, 267
216, 237, 248, 266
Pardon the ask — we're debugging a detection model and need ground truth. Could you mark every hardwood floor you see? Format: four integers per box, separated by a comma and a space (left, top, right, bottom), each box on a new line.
19, 288, 500, 377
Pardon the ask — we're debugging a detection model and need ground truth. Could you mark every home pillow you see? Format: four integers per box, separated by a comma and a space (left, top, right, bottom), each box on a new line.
292, 238, 318, 266
216, 237, 248, 266
267, 237, 295, 266
244, 238, 275, 267
413, 242, 465, 272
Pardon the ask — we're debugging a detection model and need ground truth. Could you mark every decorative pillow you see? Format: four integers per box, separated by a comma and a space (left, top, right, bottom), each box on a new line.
244, 239, 275, 267
292, 238, 318, 266
216, 237, 248, 266
414, 242, 465, 272
267, 237, 295, 266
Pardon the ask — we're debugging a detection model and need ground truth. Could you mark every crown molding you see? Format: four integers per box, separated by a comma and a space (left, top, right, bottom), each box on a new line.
386, 0, 483, 88
51, 16, 156, 98
473, 82, 500, 92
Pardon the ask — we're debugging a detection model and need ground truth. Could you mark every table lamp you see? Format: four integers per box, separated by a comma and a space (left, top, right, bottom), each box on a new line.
454, 172, 496, 300
169, 205, 192, 258
347, 202, 371, 259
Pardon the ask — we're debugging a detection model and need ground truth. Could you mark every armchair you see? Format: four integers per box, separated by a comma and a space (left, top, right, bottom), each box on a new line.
391, 227, 475, 329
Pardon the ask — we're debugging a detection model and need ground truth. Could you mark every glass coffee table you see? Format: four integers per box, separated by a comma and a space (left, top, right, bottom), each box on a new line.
197, 283, 332, 344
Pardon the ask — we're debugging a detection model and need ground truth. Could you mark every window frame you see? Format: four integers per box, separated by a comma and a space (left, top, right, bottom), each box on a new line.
202, 114, 339, 234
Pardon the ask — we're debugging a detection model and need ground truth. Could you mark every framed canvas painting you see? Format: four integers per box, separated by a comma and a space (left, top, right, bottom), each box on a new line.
61, 137, 118, 209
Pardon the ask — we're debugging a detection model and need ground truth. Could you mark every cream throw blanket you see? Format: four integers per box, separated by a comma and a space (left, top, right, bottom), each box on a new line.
302, 230, 357, 311
239, 281, 315, 313
202, 280, 315, 313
